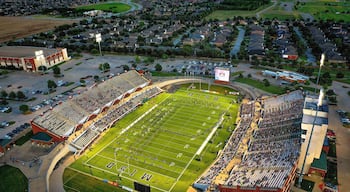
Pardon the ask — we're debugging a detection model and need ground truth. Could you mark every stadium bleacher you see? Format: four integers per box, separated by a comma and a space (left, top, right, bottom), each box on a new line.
71, 129, 100, 150
70, 87, 162, 153
32, 70, 150, 139
196, 101, 255, 185
194, 90, 304, 191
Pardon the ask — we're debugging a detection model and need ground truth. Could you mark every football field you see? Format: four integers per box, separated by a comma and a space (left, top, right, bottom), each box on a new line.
67, 88, 238, 191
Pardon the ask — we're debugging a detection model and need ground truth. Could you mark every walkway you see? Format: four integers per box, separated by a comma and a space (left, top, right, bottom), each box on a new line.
256, 0, 277, 18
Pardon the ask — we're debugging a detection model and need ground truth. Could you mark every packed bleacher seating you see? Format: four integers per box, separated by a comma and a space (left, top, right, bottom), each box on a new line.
194, 90, 305, 191
196, 101, 255, 185
32, 70, 149, 138
71, 87, 162, 152
223, 90, 304, 190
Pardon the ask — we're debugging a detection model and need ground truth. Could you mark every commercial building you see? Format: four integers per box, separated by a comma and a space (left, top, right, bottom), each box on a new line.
0, 46, 70, 72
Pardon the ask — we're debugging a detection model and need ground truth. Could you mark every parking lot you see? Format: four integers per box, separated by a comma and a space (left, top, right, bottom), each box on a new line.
0, 54, 138, 138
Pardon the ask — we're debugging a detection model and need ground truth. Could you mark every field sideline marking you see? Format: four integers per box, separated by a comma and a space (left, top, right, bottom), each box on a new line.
195, 110, 227, 156
63, 170, 79, 185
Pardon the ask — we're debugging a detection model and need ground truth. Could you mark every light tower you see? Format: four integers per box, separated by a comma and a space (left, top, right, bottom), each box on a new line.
314, 53, 325, 93
96, 33, 104, 73
95, 33, 102, 57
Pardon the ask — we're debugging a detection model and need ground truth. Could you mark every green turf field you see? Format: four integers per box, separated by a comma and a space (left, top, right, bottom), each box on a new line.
296, 1, 350, 22
76, 2, 131, 13
0, 165, 28, 192
206, 2, 273, 20
66, 87, 239, 191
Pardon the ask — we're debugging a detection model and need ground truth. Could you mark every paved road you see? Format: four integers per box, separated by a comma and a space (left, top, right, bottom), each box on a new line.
256, 0, 277, 18
329, 81, 350, 191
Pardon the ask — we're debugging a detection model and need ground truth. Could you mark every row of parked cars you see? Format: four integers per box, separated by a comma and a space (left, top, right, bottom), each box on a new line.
30, 94, 66, 112
5, 123, 30, 139
336, 110, 350, 126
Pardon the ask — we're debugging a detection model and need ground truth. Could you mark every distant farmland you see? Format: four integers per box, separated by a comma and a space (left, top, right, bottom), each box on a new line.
76, 2, 131, 13
0, 16, 74, 43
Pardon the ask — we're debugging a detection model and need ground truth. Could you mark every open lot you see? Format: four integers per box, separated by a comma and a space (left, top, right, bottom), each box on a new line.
0, 16, 74, 43
66, 88, 238, 191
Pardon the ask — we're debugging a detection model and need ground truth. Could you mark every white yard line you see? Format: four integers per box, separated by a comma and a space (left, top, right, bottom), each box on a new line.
169, 104, 232, 191
120, 104, 159, 135
195, 113, 225, 156
92, 154, 179, 179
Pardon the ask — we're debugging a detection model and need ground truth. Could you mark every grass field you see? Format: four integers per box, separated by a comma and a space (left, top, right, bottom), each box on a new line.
261, 10, 300, 20
206, 2, 273, 20
235, 77, 285, 94
297, 1, 350, 22
65, 87, 239, 192
0, 165, 28, 192
15, 131, 33, 146
76, 2, 131, 13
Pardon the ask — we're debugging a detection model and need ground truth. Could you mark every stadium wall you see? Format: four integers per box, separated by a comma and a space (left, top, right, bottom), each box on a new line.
31, 121, 66, 142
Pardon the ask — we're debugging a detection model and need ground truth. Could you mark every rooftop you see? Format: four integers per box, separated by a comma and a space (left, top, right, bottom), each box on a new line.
305, 102, 329, 112
0, 46, 60, 58
0, 138, 11, 147
311, 151, 327, 171
31, 132, 52, 142
302, 115, 328, 125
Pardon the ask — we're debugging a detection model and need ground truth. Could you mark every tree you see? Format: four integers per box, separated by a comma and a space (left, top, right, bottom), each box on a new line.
52, 66, 61, 75
1, 90, 8, 98
132, 63, 137, 69
99, 63, 110, 72
17, 91, 26, 100
122, 65, 130, 71
336, 72, 344, 79
263, 79, 270, 87
19, 104, 29, 114
47, 80, 57, 90
94, 75, 99, 82
155, 63, 162, 72
135, 56, 141, 63
38, 65, 47, 72
91, 49, 99, 54
9, 91, 16, 99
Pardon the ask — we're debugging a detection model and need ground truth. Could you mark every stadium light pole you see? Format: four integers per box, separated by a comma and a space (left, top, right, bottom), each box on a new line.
96, 33, 104, 73
314, 53, 325, 94
297, 88, 324, 187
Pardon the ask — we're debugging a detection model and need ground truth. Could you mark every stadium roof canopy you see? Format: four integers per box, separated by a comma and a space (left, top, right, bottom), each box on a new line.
0, 46, 59, 58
